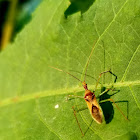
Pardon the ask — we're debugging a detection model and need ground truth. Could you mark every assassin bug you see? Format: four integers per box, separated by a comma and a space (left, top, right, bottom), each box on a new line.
49, 41, 128, 135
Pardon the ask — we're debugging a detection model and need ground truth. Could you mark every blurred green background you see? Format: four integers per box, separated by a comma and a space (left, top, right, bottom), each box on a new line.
0, 0, 42, 50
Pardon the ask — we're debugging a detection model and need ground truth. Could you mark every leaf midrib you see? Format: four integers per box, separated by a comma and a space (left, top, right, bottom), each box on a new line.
0, 80, 139, 108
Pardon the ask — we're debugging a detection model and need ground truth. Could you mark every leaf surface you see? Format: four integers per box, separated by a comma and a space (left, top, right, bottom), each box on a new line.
0, 0, 140, 139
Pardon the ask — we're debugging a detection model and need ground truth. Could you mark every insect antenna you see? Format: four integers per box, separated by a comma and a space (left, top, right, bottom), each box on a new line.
84, 40, 97, 82
49, 66, 83, 83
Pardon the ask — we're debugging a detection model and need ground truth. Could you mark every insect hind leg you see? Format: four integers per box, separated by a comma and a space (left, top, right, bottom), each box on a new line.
72, 106, 85, 136
99, 98, 128, 121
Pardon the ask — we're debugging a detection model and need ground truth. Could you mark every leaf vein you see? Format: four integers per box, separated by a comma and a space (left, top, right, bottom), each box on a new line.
129, 86, 140, 110
121, 44, 140, 82
0, 81, 140, 108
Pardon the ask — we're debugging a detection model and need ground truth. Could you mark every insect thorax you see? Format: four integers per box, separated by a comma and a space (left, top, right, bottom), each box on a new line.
84, 90, 95, 102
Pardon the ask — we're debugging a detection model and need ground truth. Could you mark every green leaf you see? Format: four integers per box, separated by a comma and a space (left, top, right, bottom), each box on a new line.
0, 0, 140, 139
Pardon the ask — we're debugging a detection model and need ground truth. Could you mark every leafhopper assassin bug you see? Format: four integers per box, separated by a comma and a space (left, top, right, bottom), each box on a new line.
49, 41, 128, 136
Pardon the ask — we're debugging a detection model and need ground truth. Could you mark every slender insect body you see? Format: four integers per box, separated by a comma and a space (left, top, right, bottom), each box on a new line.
83, 83, 104, 124
49, 41, 128, 135
81, 80, 103, 123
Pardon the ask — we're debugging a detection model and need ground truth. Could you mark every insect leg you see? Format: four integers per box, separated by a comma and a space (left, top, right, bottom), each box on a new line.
99, 98, 128, 120
72, 106, 84, 136
97, 88, 116, 97
68, 95, 84, 98
66, 94, 84, 101
94, 70, 117, 92
96, 88, 110, 98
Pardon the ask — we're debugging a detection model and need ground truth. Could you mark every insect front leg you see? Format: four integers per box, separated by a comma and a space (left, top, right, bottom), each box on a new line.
66, 94, 84, 101
68, 94, 84, 98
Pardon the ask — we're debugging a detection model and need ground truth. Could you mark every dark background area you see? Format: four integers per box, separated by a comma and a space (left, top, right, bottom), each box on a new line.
0, 0, 95, 50
0, 0, 42, 50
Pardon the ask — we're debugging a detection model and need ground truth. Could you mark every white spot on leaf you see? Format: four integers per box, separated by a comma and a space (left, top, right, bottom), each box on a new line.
55, 104, 59, 109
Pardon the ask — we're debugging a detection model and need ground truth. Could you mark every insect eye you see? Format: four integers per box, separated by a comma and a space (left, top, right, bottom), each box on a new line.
84, 95, 87, 99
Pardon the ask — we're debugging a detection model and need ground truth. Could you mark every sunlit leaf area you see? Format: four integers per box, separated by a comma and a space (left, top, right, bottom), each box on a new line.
0, 0, 139, 139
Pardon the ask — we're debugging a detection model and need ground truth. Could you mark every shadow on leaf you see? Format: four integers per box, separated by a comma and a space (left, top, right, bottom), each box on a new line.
99, 87, 129, 124
64, 0, 95, 18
